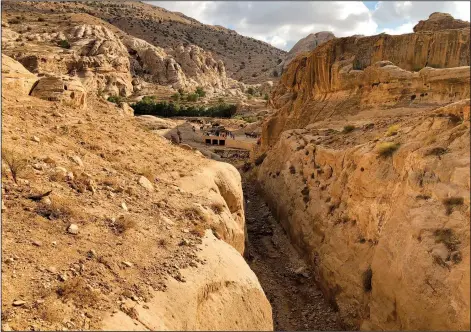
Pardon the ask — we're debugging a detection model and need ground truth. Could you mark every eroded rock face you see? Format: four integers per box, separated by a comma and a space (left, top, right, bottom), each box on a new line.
124, 36, 228, 91
282, 31, 335, 69
257, 100, 470, 330
264, 22, 470, 149
30, 76, 86, 108
101, 230, 273, 331
414, 12, 470, 32
1, 54, 38, 95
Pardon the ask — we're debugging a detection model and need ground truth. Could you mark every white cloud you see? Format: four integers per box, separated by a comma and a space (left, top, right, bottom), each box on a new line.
147, 1, 470, 51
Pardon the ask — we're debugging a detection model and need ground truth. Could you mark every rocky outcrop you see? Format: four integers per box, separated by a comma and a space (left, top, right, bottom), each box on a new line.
257, 100, 470, 330
264, 21, 470, 149
283, 31, 335, 69
123, 36, 228, 91
30, 76, 86, 108
1, 54, 38, 95
414, 12, 470, 32
101, 230, 273, 331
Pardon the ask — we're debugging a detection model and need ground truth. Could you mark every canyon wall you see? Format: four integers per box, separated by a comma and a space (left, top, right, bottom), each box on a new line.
258, 100, 470, 330
257, 13, 470, 331
263, 20, 470, 149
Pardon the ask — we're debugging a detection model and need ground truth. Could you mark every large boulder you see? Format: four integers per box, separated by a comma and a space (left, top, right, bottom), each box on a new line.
1, 54, 38, 96
100, 230, 273, 331
30, 76, 86, 108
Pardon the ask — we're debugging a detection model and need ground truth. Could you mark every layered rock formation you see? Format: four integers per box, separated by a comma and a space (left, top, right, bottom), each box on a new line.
414, 12, 470, 32
256, 12, 471, 331
1, 54, 38, 95
30, 76, 86, 108
258, 100, 470, 330
263, 18, 470, 149
281, 31, 335, 70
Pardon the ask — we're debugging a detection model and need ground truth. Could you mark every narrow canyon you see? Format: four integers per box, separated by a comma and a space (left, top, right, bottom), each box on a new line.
1, 2, 470, 331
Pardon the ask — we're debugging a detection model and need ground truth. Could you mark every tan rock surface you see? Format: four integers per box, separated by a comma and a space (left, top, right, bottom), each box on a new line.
1, 54, 38, 95
414, 12, 470, 32
257, 100, 470, 330
101, 230, 273, 331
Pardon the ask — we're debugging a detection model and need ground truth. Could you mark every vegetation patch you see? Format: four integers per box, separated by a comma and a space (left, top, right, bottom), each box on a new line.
434, 228, 460, 251
385, 124, 399, 137
342, 125, 355, 133
131, 98, 237, 118
376, 142, 400, 157
442, 196, 464, 215
2, 148, 28, 183
57, 39, 71, 49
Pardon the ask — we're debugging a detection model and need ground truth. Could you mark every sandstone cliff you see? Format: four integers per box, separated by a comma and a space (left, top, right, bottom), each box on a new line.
414, 12, 470, 32
257, 100, 470, 330
264, 18, 470, 149
281, 31, 335, 70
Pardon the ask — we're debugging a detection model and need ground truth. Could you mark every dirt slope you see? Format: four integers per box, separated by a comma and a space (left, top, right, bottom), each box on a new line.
1, 56, 272, 331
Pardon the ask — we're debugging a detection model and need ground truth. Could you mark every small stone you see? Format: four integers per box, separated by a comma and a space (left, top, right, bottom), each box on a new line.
36, 299, 45, 304
87, 249, 97, 258
67, 224, 79, 235
121, 202, 128, 211
179, 239, 190, 246
59, 274, 68, 281
182, 229, 189, 233
13, 300, 26, 306
70, 155, 83, 167
47, 266, 57, 273
5, 258, 14, 264
32, 240, 42, 247
32, 136, 40, 143
66, 172, 74, 180
41, 197, 52, 205
2, 201, 7, 212
52, 241, 57, 246
138, 176, 154, 191
122, 261, 133, 267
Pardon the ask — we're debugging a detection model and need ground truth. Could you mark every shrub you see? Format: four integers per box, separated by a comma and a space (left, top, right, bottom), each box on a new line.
272, 69, 279, 77
376, 142, 400, 157
56, 278, 100, 306
246, 87, 255, 95
37, 17, 45, 22
57, 39, 71, 49
186, 93, 199, 102
114, 215, 137, 234
385, 124, 399, 137
195, 87, 206, 98
171, 93, 180, 101
2, 148, 27, 183
218, 97, 224, 103
107, 95, 123, 104
342, 125, 355, 133
264, 93, 269, 100
442, 197, 464, 215
434, 228, 460, 250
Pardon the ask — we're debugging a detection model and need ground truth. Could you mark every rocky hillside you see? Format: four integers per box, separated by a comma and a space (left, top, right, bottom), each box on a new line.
253, 12, 470, 330
1, 9, 240, 98
2, 0, 287, 84
280, 31, 335, 71
1, 51, 273, 330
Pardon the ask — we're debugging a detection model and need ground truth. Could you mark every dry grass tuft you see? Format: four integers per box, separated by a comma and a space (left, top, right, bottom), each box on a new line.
2, 148, 28, 183
114, 215, 137, 234
342, 125, 355, 133
209, 202, 225, 214
56, 278, 100, 307
376, 142, 400, 157
385, 124, 399, 137
36, 196, 78, 220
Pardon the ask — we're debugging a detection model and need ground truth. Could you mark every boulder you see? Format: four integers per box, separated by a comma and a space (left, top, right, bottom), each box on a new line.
30, 76, 86, 108
100, 230, 272, 330
414, 12, 470, 32
1, 54, 38, 96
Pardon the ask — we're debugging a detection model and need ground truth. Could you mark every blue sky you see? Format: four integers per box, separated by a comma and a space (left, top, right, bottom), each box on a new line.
149, 1, 470, 51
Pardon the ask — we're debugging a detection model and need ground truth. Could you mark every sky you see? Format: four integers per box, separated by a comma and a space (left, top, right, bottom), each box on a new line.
147, 1, 470, 51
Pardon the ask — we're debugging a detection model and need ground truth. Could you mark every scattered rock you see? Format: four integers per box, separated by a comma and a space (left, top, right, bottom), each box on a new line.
47, 266, 57, 273
32, 136, 40, 143
138, 176, 154, 191
32, 240, 42, 247
87, 249, 97, 258
70, 155, 84, 167
122, 261, 133, 267
121, 202, 128, 211
5, 257, 14, 264
67, 224, 79, 235
12, 300, 26, 306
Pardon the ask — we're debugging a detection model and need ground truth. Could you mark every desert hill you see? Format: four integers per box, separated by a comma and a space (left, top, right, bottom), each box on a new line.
2, 0, 287, 84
